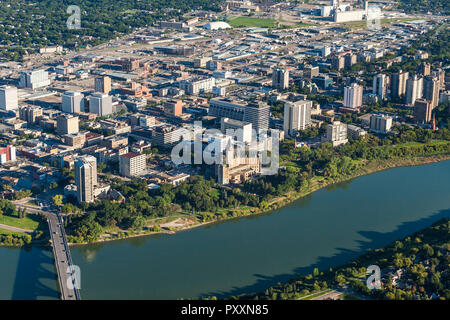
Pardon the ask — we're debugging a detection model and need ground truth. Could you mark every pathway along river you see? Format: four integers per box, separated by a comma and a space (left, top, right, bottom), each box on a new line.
1, 160, 449, 299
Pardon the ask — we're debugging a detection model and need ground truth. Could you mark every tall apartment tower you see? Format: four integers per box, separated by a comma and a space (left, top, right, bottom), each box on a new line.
369, 114, 392, 133
405, 75, 423, 105
343, 83, 363, 108
331, 56, 345, 71
56, 114, 79, 135
244, 101, 270, 133
19, 105, 43, 124
0, 86, 18, 111
423, 76, 440, 109
414, 99, 432, 124
272, 67, 289, 90
89, 93, 113, 116
390, 70, 409, 99
372, 74, 387, 100
75, 155, 97, 203
62, 91, 83, 114
94, 76, 112, 94
119, 152, 146, 177
283, 100, 312, 137
326, 121, 348, 147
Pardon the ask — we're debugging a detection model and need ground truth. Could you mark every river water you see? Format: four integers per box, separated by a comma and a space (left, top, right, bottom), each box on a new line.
1, 160, 449, 299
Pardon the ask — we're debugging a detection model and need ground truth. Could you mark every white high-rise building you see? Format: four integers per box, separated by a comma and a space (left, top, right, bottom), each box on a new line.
405, 75, 423, 105
343, 83, 363, 108
74, 155, 97, 203
283, 100, 312, 137
0, 86, 18, 111
272, 67, 289, 90
326, 121, 348, 147
19, 70, 51, 89
62, 91, 84, 114
369, 114, 392, 133
372, 74, 387, 100
90, 93, 112, 116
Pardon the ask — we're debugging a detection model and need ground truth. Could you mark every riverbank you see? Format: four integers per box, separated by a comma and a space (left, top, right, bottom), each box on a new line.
66, 153, 450, 246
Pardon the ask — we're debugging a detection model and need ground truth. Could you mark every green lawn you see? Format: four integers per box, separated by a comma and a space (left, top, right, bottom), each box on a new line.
228, 17, 276, 28
0, 215, 40, 231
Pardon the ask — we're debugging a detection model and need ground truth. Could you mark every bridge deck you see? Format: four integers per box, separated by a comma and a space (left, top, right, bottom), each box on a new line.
47, 213, 81, 300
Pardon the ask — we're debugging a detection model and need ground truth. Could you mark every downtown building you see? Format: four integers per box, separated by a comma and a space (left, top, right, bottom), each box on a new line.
283, 100, 312, 137
119, 152, 146, 177
372, 74, 388, 100
369, 114, 392, 133
343, 83, 363, 109
19, 70, 51, 89
62, 91, 84, 114
272, 67, 289, 90
390, 70, 409, 99
0, 86, 18, 111
325, 121, 348, 147
89, 93, 113, 116
405, 75, 423, 105
209, 98, 269, 133
74, 155, 98, 203
94, 76, 112, 94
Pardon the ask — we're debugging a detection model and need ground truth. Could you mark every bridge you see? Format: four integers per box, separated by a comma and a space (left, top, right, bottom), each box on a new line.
14, 201, 81, 300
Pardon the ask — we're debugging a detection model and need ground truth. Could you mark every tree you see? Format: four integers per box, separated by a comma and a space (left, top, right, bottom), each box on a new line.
52, 194, 63, 206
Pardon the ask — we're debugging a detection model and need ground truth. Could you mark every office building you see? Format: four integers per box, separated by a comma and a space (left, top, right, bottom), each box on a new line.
303, 65, 319, 79
179, 77, 215, 95
0, 145, 16, 164
75, 155, 97, 203
343, 83, 363, 108
326, 121, 348, 147
418, 62, 431, 76
95, 76, 112, 94
372, 74, 387, 100
151, 124, 184, 147
209, 98, 269, 133
0, 86, 18, 111
90, 93, 113, 116
19, 105, 43, 124
331, 56, 345, 71
369, 114, 392, 133
405, 75, 423, 105
57, 114, 79, 135
283, 100, 312, 137
414, 99, 432, 124
164, 100, 183, 116
344, 54, 357, 69
119, 152, 146, 177
62, 91, 84, 114
18, 70, 51, 89
390, 70, 409, 99
272, 67, 289, 90
221, 118, 252, 144
423, 76, 440, 108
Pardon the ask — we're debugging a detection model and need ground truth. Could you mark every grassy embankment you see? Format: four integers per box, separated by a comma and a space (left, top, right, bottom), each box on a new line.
73, 140, 450, 245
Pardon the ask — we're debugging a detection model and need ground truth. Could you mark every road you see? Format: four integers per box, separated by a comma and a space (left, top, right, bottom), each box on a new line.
0, 223, 33, 233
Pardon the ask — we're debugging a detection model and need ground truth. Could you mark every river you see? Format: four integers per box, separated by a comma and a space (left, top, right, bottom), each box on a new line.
1, 160, 449, 300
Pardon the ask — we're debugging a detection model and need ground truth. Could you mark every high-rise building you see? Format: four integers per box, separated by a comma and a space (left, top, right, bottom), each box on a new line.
423, 76, 440, 109
418, 62, 431, 76
19, 105, 43, 124
94, 76, 111, 94
56, 114, 79, 135
0, 86, 18, 111
390, 70, 409, 99
179, 77, 215, 95
283, 100, 312, 137
221, 118, 252, 144
18, 70, 50, 89
372, 74, 387, 100
75, 155, 97, 203
89, 93, 112, 116
405, 75, 423, 105
163, 100, 183, 116
272, 67, 289, 90
331, 56, 345, 71
343, 83, 363, 108
414, 99, 432, 124
119, 152, 146, 177
0, 145, 16, 164
369, 114, 392, 133
326, 121, 348, 147
208, 98, 269, 133
62, 91, 83, 114
303, 65, 319, 79
344, 54, 356, 69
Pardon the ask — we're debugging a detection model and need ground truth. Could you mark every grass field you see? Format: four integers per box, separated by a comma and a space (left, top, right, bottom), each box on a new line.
228, 17, 276, 28
0, 215, 40, 231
